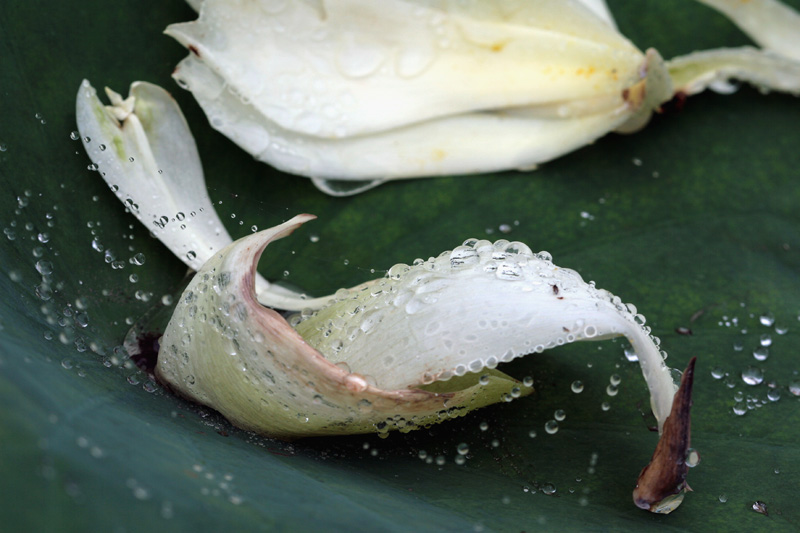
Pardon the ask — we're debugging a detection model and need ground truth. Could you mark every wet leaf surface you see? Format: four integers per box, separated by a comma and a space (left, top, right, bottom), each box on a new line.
1, 1, 799, 531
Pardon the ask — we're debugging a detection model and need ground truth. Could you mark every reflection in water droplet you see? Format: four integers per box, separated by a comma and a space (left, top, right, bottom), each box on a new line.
789, 381, 800, 396
685, 448, 700, 467
711, 367, 724, 379
719, 494, 728, 503
741, 366, 764, 386
541, 483, 556, 495
544, 420, 559, 434
753, 347, 769, 361
571, 380, 584, 393
554, 409, 566, 421
759, 313, 775, 326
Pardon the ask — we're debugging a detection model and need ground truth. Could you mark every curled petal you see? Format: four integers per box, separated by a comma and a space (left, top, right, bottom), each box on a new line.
156, 216, 689, 511
156, 215, 528, 438
75, 80, 332, 311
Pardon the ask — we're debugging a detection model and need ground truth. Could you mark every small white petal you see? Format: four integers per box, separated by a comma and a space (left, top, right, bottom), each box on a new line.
695, 0, 800, 61
75, 80, 332, 311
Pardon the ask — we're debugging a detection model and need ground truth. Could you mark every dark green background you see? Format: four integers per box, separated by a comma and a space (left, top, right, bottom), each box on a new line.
1, 1, 799, 531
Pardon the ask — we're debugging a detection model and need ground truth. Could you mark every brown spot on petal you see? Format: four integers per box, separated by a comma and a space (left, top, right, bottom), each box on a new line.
633, 357, 696, 513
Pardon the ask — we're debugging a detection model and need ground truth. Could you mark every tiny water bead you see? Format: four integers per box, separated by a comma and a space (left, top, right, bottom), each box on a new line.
554, 409, 566, 422
456, 443, 469, 456
570, 380, 584, 393
601, 401, 611, 412
609, 374, 621, 386
759, 313, 775, 327
605, 384, 619, 397
741, 366, 764, 386
759, 334, 772, 347
685, 448, 700, 468
753, 347, 769, 361
719, 494, 728, 503
711, 367, 725, 379
544, 420, 559, 435
789, 381, 800, 397
541, 483, 557, 495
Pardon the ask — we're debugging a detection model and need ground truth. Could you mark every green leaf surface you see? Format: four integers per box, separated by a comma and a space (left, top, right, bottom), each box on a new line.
1, 1, 799, 531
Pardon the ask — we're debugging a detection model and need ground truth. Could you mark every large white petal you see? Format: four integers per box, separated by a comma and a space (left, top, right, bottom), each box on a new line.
166, 0, 644, 138
173, 53, 665, 185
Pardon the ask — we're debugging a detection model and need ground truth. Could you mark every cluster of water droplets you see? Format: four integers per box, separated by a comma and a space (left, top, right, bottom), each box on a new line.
709, 306, 797, 416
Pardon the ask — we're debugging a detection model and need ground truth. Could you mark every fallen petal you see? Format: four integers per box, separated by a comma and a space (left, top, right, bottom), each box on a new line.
157, 215, 678, 453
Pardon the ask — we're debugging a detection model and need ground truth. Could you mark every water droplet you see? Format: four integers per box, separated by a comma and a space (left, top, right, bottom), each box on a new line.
732, 401, 747, 416
70, 131, 80, 141
130, 253, 146, 266
554, 409, 566, 421
456, 443, 469, 456
741, 366, 764, 386
601, 401, 611, 412
759, 313, 775, 327
711, 367, 724, 379
609, 374, 621, 386
753, 347, 769, 361
541, 483, 556, 495
623, 347, 638, 362
685, 448, 700, 467
35, 260, 53, 275
186, 251, 197, 261
309, 234, 320, 243
528, 430, 537, 438
719, 494, 728, 503
479, 421, 489, 432
544, 420, 559, 434
759, 334, 772, 347
788, 381, 800, 396
522, 376, 533, 388
606, 384, 619, 397
99, 144, 106, 151
767, 388, 781, 402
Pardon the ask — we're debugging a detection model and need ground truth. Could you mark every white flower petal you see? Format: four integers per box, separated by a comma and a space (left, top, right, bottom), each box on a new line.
157, 215, 678, 440
667, 46, 800, 96
173, 50, 669, 187
695, 0, 800, 61
166, 0, 643, 140
75, 80, 332, 311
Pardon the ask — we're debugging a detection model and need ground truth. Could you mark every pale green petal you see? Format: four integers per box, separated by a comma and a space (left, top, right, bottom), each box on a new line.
157, 216, 677, 441
156, 215, 528, 439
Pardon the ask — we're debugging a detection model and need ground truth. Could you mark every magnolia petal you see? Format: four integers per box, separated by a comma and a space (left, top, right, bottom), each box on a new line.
666, 47, 800, 96
75, 80, 332, 311
172, 53, 666, 185
158, 215, 677, 436
166, 0, 644, 139
156, 214, 528, 438
695, 0, 800, 61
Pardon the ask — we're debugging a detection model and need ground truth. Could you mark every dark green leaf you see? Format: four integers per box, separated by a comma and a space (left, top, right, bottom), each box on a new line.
1, 1, 799, 531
